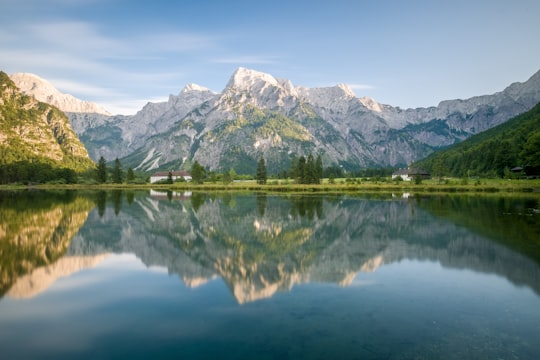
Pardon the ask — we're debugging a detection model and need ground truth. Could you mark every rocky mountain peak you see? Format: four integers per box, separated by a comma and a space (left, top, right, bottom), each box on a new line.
503, 69, 540, 101
225, 67, 280, 92
10, 73, 111, 115
11, 66, 540, 172
181, 83, 213, 94
336, 83, 356, 97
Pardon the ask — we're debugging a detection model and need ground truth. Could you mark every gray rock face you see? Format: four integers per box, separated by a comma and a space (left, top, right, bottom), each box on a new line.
16, 67, 540, 172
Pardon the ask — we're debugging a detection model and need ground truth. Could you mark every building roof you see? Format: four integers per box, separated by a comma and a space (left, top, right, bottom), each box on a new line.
151, 171, 191, 177
392, 168, 429, 176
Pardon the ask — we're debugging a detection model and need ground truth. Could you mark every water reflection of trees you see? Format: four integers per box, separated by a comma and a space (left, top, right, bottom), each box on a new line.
94, 190, 143, 218
289, 195, 323, 220
97, 192, 539, 302
416, 195, 540, 264
0, 191, 94, 297
256, 193, 266, 216
2, 191, 540, 303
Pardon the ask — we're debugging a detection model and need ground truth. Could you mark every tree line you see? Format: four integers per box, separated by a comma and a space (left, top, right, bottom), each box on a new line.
417, 102, 540, 178
95, 156, 136, 184
0, 152, 393, 186
256, 154, 324, 185
0, 160, 78, 185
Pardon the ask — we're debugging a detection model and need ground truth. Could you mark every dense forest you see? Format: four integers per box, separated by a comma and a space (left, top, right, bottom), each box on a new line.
0, 161, 79, 184
417, 102, 540, 178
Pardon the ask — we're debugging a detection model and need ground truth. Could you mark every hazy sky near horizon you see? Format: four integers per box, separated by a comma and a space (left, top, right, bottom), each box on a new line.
2, 0, 539, 115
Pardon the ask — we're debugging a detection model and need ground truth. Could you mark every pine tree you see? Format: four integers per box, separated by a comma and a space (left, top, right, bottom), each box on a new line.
297, 156, 306, 184
96, 156, 107, 183
126, 167, 135, 182
112, 158, 123, 184
256, 157, 267, 185
315, 154, 323, 184
288, 156, 298, 180
305, 154, 315, 184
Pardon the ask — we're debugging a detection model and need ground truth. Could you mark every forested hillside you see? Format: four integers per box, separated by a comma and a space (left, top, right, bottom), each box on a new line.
0, 71, 95, 183
417, 102, 540, 178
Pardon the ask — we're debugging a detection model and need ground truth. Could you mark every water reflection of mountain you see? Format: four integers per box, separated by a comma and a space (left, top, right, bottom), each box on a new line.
0, 191, 95, 297
66, 192, 540, 303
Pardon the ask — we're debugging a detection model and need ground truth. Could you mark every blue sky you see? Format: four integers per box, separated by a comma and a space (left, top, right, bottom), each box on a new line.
2, 0, 539, 114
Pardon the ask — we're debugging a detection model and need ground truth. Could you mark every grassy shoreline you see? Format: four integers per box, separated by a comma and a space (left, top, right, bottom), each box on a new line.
2, 178, 540, 195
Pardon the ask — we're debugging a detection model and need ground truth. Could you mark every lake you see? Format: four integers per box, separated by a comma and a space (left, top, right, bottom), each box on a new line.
1, 190, 539, 359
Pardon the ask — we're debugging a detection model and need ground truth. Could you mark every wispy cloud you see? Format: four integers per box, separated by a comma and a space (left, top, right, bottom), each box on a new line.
349, 83, 375, 90
0, 16, 224, 114
29, 21, 120, 54
47, 78, 120, 98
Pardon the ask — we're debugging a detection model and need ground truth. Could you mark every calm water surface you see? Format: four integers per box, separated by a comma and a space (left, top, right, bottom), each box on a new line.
1, 190, 539, 359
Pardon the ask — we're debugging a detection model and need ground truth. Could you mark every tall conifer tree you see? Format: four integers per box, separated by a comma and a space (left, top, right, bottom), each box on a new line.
256, 157, 267, 184
96, 156, 107, 183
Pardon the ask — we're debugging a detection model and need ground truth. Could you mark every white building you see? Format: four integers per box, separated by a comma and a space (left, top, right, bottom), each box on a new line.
150, 171, 192, 183
391, 168, 430, 181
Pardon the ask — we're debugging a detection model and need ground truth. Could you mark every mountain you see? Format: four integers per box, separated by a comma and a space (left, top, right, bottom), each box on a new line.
0, 191, 95, 297
9, 73, 111, 116
18, 67, 540, 173
416, 101, 540, 177
63, 193, 540, 302
0, 71, 95, 173
70, 83, 216, 163
3, 191, 539, 302
120, 67, 540, 173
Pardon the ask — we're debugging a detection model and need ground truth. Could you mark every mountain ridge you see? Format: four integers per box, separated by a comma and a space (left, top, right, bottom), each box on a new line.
10, 67, 540, 173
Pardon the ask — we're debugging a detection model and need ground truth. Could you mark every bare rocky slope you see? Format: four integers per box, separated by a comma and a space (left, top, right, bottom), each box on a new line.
11, 68, 540, 173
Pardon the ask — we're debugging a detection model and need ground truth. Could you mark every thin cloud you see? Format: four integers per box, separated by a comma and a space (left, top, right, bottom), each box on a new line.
349, 83, 375, 90
29, 21, 121, 54
47, 78, 120, 98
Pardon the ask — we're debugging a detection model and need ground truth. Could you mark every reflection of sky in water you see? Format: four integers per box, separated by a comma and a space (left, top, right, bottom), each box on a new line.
1, 254, 539, 359
1, 192, 540, 359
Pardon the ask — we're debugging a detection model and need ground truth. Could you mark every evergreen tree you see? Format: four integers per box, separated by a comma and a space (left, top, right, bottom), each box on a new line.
315, 154, 323, 184
112, 158, 123, 184
288, 156, 298, 179
167, 170, 173, 184
297, 156, 306, 184
126, 167, 135, 182
305, 154, 315, 184
96, 156, 107, 183
256, 157, 267, 185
